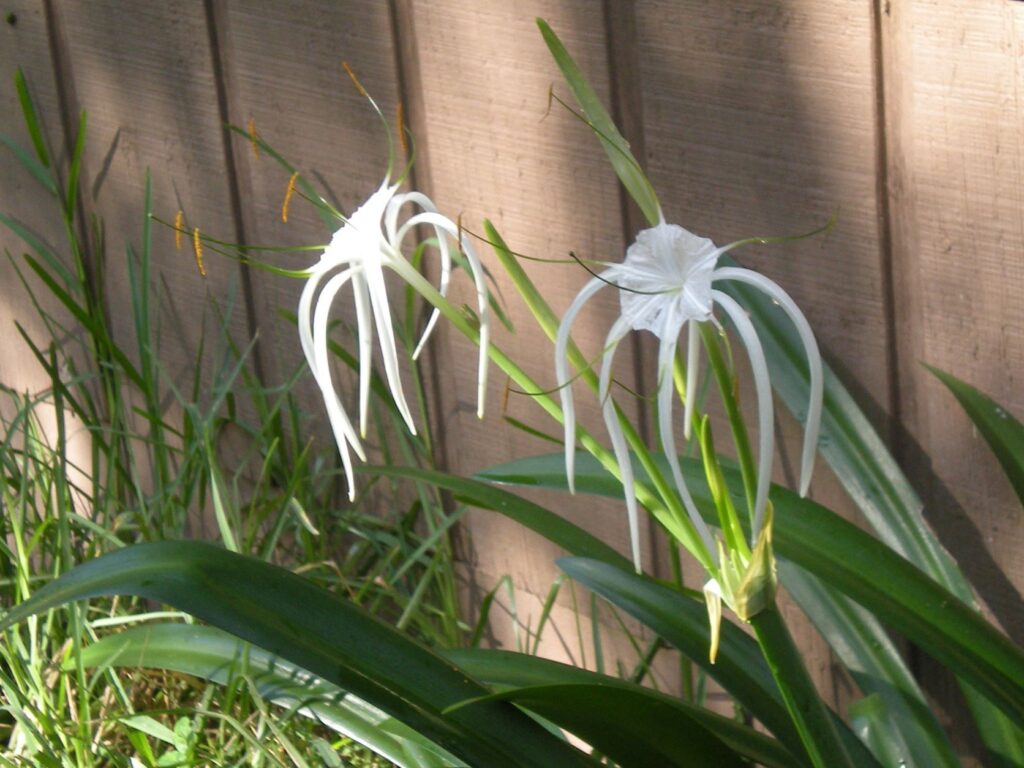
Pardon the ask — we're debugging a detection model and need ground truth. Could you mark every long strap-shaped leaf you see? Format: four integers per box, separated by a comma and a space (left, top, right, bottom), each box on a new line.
720, 273, 1024, 760
446, 648, 796, 768
77, 623, 465, 768
365, 466, 880, 764
477, 453, 1024, 725
0, 541, 597, 768
928, 365, 1024, 508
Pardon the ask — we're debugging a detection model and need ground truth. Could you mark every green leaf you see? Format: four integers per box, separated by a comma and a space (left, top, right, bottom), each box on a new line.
536, 19, 661, 226
77, 623, 465, 768
554, 557, 879, 768
446, 650, 791, 768
360, 465, 633, 570
0, 541, 597, 768
446, 649, 797, 768
478, 452, 1024, 725
780, 562, 960, 768
718, 270, 1024, 759
15, 68, 51, 168
927, 365, 1024, 508
0, 132, 58, 196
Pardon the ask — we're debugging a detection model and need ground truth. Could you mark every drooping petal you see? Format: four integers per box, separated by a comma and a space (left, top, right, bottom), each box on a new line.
711, 290, 774, 541
297, 266, 325, 379
712, 267, 822, 496
598, 314, 643, 572
655, 307, 717, 560
555, 274, 609, 494
386, 196, 453, 360
310, 266, 365, 499
363, 257, 417, 434
390, 209, 490, 418
351, 268, 374, 437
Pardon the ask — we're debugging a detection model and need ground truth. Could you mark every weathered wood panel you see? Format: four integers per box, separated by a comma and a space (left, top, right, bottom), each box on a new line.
895, 0, 1024, 640
218, 0, 403, 392
55, 0, 247, 389
0, 2, 68, 396
404, 1, 650, 598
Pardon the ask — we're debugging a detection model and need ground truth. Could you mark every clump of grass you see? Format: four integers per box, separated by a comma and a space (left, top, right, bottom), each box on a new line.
0, 69, 466, 765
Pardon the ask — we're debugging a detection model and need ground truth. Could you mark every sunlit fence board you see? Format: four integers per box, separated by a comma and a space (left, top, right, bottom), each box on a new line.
890, 0, 1024, 648
401, 1, 652, 598
0, 2, 70, 396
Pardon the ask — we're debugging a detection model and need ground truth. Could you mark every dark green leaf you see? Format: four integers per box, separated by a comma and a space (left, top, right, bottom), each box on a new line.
0, 541, 597, 768
479, 453, 1024, 725
927, 365, 1024, 508
447, 648, 798, 768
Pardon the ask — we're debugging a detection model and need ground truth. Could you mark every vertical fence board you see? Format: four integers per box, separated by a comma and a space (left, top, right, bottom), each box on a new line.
0, 2, 68, 395
217, 0, 401, 397
633, 0, 888, 707
405, 2, 646, 613
898, 1, 1024, 640
54, 1, 246, 392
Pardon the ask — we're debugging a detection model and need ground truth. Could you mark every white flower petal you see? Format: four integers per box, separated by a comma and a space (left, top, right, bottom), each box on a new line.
711, 289, 774, 540
310, 266, 364, 500
712, 267, 822, 496
555, 274, 609, 494
598, 314, 642, 572
655, 309, 717, 560
361, 257, 416, 434
387, 198, 453, 361
351, 269, 374, 438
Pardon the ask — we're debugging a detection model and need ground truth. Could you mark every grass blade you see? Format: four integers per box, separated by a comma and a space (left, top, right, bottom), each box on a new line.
77, 623, 466, 768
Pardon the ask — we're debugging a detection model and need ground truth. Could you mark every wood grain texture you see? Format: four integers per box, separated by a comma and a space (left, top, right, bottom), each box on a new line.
894, 0, 1024, 642
633, 0, 890, 707
54, 1, 246, 392
218, 0, 402, 389
0, 1, 67, 395
405, 2, 651, 596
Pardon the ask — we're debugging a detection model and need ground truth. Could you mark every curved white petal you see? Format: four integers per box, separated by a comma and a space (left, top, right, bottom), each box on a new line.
711, 290, 774, 541
655, 309, 718, 560
387, 199, 453, 361
598, 314, 643, 572
555, 275, 609, 494
351, 269, 374, 438
713, 267, 822, 496
364, 257, 417, 434
311, 266, 365, 499
298, 266, 326, 378
390, 209, 489, 418
684, 320, 700, 440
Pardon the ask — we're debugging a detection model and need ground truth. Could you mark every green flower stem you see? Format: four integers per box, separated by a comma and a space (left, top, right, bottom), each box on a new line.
389, 257, 714, 570
750, 605, 858, 768
699, 323, 758, 523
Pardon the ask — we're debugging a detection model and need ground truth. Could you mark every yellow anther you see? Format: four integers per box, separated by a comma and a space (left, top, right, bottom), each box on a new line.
282, 171, 299, 223
192, 227, 206, 278
342, 61, 367, 98
397, 101, 409, 155
248, 118, 260, 158
174, 210, 183, 250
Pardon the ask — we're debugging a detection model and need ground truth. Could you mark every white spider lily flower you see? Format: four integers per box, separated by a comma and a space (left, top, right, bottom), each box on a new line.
556, 220, 822, 572
298, 178, 490, 501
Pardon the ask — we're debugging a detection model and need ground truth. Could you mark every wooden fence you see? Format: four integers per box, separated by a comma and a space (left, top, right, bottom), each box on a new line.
2, 0, 1022, 756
